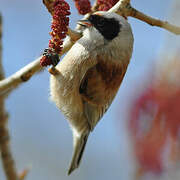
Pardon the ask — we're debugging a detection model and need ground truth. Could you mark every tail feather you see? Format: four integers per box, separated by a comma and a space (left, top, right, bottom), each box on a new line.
68, 132, 89, 175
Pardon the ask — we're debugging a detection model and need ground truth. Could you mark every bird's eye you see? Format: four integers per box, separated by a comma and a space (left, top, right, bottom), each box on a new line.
97, 19, 105, 27
88, 15, 106, 27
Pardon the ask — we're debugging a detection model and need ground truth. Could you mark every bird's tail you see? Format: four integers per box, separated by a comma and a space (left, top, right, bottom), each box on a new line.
68, 131, 90, 175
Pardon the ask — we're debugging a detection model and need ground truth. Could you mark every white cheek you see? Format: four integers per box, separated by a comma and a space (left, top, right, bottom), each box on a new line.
82, 28, 104, 46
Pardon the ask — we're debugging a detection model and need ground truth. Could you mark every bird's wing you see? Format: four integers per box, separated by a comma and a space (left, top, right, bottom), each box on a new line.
55, 41, 99, 92
80, 58, 127, 131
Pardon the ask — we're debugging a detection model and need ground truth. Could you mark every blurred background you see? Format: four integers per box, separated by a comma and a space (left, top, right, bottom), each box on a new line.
0, 0, 179, 179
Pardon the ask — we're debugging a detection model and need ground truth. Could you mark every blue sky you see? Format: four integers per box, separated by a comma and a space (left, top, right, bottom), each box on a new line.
0, 0, 173, 179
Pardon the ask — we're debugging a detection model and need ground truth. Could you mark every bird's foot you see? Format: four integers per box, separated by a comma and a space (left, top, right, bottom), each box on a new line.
48, 66, 59, 75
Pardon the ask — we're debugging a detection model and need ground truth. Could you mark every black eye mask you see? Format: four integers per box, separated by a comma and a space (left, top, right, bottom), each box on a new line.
88, 14, 121, 41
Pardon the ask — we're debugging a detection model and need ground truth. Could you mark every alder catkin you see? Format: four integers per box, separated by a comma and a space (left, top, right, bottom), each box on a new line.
40, 0, 70, 67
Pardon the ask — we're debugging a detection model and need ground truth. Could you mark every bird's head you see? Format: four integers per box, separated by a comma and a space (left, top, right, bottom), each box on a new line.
78, 11, 134, 60
78, 11, 133, 41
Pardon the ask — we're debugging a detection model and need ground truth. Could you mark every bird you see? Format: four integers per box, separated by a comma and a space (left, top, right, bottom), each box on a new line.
49, 11, 134, 175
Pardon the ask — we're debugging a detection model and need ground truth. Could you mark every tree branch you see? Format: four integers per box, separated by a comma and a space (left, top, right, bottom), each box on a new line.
131, 8, 180, 35
109, 0, 180, 35
0, 28, 82, 95
0, 57, 43, 95
0, 13, 20, 180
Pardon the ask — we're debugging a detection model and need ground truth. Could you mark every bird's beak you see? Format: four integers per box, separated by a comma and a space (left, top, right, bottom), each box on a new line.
77, 19, 92, 27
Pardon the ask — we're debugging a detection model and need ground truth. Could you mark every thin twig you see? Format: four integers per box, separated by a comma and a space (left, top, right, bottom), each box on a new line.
0, 13, 20, 180
131, 8, 180, 35
91, 0, 99, 13
42, 0, 54, 15
19, 168, 30, 180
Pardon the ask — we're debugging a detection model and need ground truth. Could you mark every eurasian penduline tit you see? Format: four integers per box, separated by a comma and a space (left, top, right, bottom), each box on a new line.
50, 11, 134, 175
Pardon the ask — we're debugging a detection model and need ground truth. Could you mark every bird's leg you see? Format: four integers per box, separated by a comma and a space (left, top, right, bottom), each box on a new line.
48, 66, 60, 75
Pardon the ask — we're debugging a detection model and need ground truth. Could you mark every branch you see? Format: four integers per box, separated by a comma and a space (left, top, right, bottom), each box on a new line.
0, 57, 43, 95
0, 28, 82, 95
0, 14, 20, 180
131, 9, 180, 35
109, 0, 180, 35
